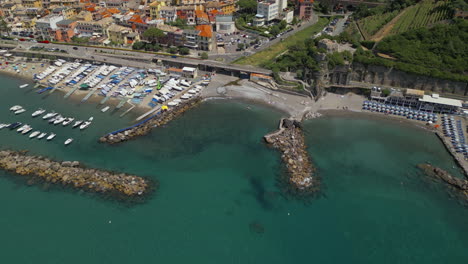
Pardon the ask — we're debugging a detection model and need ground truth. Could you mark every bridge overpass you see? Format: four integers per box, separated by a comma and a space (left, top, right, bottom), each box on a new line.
1, 41, 272, 77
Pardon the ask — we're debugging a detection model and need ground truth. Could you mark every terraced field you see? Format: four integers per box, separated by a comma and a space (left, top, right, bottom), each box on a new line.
390, 0, 451, 35
358, 10, 399, 39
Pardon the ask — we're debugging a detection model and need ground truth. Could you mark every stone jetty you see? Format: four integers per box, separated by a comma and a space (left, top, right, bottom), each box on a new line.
100, 97, 201, 144
264, 118, 317, 192
0, 150, 151, 199
417, 163, 468, 191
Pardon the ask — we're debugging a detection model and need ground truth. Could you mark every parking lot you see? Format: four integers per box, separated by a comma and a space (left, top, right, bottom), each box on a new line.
215, 31, 267, 54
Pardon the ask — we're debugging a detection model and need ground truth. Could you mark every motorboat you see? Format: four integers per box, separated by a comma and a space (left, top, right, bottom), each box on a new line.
101, 106, 110, 112
29, 131, 41, 138
54, 116, 66, 125
32, 108, 46, 117
72, 120, 83, 128
80, 121, 91, 130
14, 108, 26, 115
19, 84, 29, 88
62, 117, 75, 126
37, 132, 47, 139
22, 126, 33, 134
0, 123, 10, 129
10, 105, 22, 111
64, 138, 73, 145
88, 117, 94, 121
49, 115, 60, 123
168, 101, 178, 107
42, 111, 57, 120
9, 122, 22, 129
17, 124, 29, 132
46, 133, 56, 141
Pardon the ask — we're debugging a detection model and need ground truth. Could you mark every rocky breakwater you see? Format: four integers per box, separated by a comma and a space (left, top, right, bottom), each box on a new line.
100, 97, 201, 144
0, 150, 152, 200
418, 163, 468, 202
264, 118, 318, 194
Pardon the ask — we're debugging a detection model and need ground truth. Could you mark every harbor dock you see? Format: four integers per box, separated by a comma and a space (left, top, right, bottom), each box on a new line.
64, 86, 79, 99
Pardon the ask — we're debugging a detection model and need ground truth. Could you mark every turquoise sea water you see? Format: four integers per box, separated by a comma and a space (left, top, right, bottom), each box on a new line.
0, 75, 467, 263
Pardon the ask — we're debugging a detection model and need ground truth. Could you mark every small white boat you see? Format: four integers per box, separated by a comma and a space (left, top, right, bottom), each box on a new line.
62, 117, 75, 126
64, 138, 73, 145
49, 115, 60, 123
42, 111, 57, 120
19, 84, 29, 88
180, 94, 191, 100
53, 116, 66, 125
88, 116, 94, 121
168, 101, 179, 107
0, 123, 10, 129
17, 124, 29, 132
14, 108, 26, 115
31, 108, 46, 117
101, 106, 110, 112
29, 131, 41, 138
72, 120, 83, 128
80, 121, 91, 130
46, 133, 56, 141
37, 132, 47, 139
22, 126, 33, 134
10, 105, 22, 111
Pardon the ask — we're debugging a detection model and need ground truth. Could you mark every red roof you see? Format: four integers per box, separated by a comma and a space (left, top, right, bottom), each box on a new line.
196, 24, 212, 38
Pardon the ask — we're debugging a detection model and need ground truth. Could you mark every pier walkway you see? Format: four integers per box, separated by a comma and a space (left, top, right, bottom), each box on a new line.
64, 86, 79, 98
82, 89, 97, 103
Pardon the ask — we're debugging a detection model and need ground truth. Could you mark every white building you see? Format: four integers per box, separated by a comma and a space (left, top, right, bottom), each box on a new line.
257, 0, 278, 22
35, 15, 64, 40
215, 15, 235, 34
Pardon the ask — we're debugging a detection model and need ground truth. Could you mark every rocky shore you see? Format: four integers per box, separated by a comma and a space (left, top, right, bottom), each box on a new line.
264, 118, 317, 193
417, 163, 468, 202
100, 97, 201, 144
0, 150, 152, 199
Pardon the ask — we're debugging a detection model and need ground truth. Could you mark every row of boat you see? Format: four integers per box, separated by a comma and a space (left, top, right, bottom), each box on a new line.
362, 101, 438, 123
25, 106, 94, 130
10, 105, 26, 115
0, 122, 73, 145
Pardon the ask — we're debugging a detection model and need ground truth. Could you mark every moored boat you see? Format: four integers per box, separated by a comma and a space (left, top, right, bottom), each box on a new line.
101, 106, 110, 112
32, 108, 46, 117
10, 105, 22, 111
62, 117, 75, 126
19, 84, 29, 88
80, 121, 91, 130
29, 131, 41, 138
37, 132, 47, 139
54, 116, 66, 125
42, 111, 57, 120
22, 126, 33, 134
0, 123, 10, 129
14, 108, 26, 115
46, 133, 56, 141
64, 138, 73, 145
9, 122, 22, 129
17, 124, 29, 133
72, 120, 83, 128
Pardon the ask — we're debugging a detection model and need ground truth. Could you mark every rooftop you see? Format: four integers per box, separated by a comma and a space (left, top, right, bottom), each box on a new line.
420, 94, 462, 107
405, 88, 425, 97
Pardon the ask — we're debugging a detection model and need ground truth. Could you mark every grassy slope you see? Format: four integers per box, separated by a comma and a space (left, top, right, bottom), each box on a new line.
233, 18, 329, 67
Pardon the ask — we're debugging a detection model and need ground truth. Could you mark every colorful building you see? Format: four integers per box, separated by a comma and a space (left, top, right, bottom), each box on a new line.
149, 0, 166, 20
54, 19, 77, 42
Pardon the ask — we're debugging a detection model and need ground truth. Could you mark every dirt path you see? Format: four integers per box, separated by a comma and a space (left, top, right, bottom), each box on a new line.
371, 8, 408, 42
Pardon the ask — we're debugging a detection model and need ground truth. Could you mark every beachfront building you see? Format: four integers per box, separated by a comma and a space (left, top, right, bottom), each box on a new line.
385, 88, 424, 108
195, 24, 215, 51
107, 23, 139, 45
53, 19, 77, 42
49, 0, 80, 7
215, 14, 235, 34
419, 94, 463, 114
35, 14, 63, 40
182, 66, 198, 78
76, 17, 113, 37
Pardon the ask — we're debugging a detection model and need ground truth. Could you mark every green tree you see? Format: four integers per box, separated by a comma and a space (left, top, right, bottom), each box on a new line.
200, 52, 208, 59
132, 41, 145, 50
0, 17, 10, 36
143, 28, 165, 43
237, 43, 245, 50
279, 20, 287, 30
237, 0, 257, 14
168, 47, 178, 54
179, 47, 190, 55
270, 25, 280, 36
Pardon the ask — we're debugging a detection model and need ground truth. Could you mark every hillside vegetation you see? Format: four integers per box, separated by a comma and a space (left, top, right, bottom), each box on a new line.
390, 0, 452, 35
357, 19, 468, 82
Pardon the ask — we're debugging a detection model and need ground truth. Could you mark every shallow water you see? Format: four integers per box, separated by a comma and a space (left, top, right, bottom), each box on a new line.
0, 75, 467, 263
